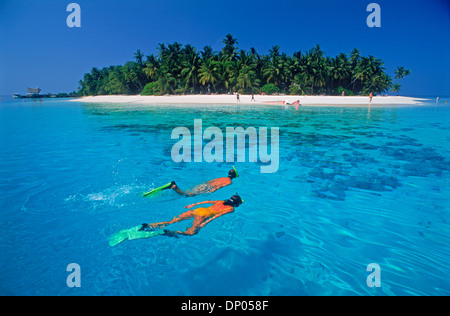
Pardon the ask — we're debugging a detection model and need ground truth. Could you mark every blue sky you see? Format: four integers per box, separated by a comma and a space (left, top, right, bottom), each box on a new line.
0, 0, 449, 96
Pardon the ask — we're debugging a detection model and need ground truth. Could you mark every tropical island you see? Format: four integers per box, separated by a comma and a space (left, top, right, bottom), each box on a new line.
77, 34, 410, 98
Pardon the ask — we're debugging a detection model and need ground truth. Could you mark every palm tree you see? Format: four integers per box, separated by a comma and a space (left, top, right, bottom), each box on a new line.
198, 59, 219, 92
134, 49, 144, 66
236, 65, 257, 93
218, 59, 235, 93
221, 34, 238, 61
389, 66, 409, 97
268, 45, 281, 60
166, 42, 183, 77
263, 61, 282, 88
157, 43, 168, 61
81, 72, 95, 95
394, 66, 411, 80
361, 56, 390, 94
123, 62, 145, 93
350, 48, 361, 66
181, 45, 200, 93
300, 45, 328, 93
143, 54, 159, 81
200, 46, 214, 61
391, 82, 401, 95
336, 53, 350, 88
350, 48, 361, 92
223, 34, 238, 49
262, 45, 285, 88
156, 67, 176, 95
354, 56, 375, 94
105, 70, 126, 94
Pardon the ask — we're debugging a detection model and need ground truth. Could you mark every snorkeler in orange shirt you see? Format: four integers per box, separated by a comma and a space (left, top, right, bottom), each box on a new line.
139, 194, 244, 236
169, 167, 239, 197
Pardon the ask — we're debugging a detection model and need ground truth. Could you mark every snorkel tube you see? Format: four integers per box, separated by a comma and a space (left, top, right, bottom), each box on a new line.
233, 166, 239, 178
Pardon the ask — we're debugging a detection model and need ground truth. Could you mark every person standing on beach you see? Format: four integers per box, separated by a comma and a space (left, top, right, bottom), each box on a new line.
251, 94, 255, 102
369, 92, 373, 103
236, 93, 240, 102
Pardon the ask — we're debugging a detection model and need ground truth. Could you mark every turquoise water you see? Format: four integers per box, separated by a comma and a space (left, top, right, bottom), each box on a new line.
1, 98, 449, 295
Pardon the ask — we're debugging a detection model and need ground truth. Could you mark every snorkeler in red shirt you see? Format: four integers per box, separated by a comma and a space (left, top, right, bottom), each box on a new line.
144, 167, 239, 197
171, 167, 238, 196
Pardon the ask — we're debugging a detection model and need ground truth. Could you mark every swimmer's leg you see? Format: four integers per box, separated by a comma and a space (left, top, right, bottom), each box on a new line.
171, 182, 210, 197
148, 210, 195, 229
170, 181, 190, 196
184, 183, 211, 197
165, 216, 205, 236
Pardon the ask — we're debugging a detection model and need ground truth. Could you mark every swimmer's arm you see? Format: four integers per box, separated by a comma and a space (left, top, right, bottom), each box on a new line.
184, 200, 222, 209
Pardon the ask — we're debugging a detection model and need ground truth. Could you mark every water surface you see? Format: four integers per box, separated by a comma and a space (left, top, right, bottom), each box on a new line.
0, 99, 449, 295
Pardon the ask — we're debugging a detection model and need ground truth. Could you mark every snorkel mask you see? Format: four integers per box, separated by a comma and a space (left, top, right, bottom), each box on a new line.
224, 194, 244, 207
228, 166, 239, 179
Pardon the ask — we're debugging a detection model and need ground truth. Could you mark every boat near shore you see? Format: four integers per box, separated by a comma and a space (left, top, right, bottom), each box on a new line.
13, 88, 51, 99
13, 93, 54, 99
13, 88, 77, 99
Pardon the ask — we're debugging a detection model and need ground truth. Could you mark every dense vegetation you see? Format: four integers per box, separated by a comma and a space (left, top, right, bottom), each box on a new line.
78, 34, 409, 96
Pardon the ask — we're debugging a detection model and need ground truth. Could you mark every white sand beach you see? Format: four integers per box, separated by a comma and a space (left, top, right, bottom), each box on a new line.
72, 94, 428, 106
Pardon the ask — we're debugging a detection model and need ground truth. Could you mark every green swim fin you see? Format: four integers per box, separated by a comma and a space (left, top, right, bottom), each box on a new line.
143, 182, 173, 197
109, 225, 165, 247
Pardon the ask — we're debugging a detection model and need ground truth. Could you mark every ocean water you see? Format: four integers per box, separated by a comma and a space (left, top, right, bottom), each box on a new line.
0, 98, 449, 296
